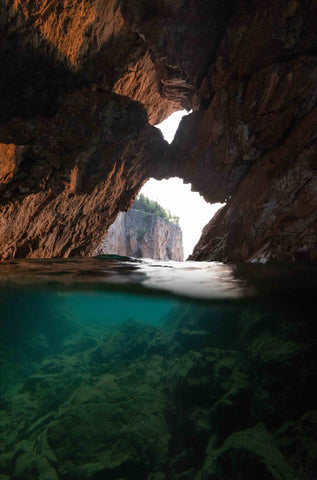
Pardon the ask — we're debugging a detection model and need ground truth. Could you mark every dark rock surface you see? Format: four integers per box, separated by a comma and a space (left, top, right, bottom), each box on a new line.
0, 0, 316, 261
95, 209, 184, 261
189, 108, 317, 262
0, 90, 166, 259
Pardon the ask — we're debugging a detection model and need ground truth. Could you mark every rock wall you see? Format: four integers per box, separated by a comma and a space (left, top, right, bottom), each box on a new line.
182, 0, 317, 262
189, 108, 317, 262
95, 209, 184, 261
0, 0, 316, 261
0, 90, 166, 259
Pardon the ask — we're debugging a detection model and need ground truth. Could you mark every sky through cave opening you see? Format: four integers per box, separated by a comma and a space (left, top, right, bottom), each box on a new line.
140, 111, 223, 259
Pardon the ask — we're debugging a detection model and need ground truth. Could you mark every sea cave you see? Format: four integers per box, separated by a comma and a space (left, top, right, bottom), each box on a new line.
0, 1, 316, 479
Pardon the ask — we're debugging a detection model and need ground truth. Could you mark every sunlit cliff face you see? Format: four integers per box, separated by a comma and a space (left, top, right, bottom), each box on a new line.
0, 0, 316, 262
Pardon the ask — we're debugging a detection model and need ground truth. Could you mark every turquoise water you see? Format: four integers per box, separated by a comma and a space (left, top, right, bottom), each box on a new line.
0, 256, 316, 479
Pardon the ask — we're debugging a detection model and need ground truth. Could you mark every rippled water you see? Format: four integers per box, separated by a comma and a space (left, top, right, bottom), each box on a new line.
0, 255, 315, 296
0, 256, 316, 479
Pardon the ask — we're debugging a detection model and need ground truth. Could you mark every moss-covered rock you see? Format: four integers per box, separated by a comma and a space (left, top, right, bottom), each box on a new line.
0, 301, 316, 480
196, 423, 296, 480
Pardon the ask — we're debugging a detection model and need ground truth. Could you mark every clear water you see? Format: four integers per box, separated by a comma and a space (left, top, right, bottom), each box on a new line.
0, 256, 316, 479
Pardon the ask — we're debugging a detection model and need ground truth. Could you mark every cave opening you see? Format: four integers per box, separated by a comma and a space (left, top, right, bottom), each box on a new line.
139, 177, 223, 259
155, 109, 190, 144
138, 111, 223, 259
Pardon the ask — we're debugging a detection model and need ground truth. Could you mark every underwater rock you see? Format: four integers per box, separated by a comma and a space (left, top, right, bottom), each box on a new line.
61, 334, 98, 356
0, 321, 172, 479
0, 299, 316, 479
196, 423, 296, 480
92, 320, 170, 364
147, 473, 165, 480
173, 327, 211, 350
275, 410, 317, 479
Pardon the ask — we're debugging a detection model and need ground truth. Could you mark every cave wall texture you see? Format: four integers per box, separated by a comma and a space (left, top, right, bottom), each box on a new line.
0, 0, 316, 261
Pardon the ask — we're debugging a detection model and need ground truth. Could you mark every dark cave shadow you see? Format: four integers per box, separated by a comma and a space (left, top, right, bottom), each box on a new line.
0, 0, 145, 124
0, 1, 82, 121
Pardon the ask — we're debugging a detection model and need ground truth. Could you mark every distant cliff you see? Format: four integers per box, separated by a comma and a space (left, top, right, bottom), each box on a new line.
95, 209, 184, 261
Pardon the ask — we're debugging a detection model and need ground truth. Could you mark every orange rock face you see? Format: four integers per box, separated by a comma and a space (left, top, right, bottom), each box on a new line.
0, 90, 166, 259
0, 143, 27, 185
113, 52, 182, 125
0, 0, 316, 261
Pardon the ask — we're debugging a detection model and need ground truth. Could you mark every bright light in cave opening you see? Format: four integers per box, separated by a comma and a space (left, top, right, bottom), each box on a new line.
140, 178, 223, 259
140, 110, 223, 259
155, 109, 190, 144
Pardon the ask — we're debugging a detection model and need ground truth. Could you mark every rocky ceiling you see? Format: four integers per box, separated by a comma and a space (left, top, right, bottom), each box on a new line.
0, 0, 316, 261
